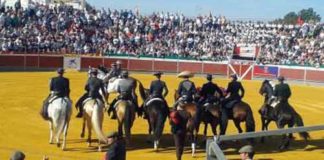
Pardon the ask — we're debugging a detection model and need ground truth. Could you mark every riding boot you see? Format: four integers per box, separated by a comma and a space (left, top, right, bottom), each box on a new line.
76, 104, 83, 118
108, 98, 118, 119
41, 100, 50, 120
220, 108, 229, 135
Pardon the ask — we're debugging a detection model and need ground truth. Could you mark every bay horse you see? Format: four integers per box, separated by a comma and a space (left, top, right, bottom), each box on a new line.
219, 101, 256, 137
173, 91, 199, 157
199, 101, 221, 140
46, 97, 72, 150
140, 86, 168, 151
80, 99, 108, 152
259, 80, 310, 150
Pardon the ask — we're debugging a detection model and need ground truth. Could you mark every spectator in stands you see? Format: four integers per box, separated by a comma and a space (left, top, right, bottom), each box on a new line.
0, 2, 322, 68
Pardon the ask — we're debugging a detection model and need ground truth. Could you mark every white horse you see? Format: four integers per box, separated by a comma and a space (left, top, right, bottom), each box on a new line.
47, 97, 72, 150
80, 99, 108, 152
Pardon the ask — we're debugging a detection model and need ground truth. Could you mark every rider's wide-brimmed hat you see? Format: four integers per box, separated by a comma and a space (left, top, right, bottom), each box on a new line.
90, 68, 98, 74
177, 71, 194, 78
277, 76, 285, 81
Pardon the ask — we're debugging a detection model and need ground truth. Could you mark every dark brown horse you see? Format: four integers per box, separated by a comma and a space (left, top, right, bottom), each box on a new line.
259, 81, 310, 150
219, 101, 256, 137
173, 91, 199, 157
139, 86, 168, 151
199, 101, 221, 140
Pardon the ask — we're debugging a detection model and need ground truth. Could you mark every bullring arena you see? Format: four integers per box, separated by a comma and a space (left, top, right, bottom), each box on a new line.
1, 55, 324, 160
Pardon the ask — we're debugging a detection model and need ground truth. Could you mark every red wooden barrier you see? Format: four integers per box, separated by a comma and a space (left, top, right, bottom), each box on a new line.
203, 63, 227, 75
280, 68, 305, 80
0, 55, 24, 67
128, 59, 153, 71
178, 62, 203, 73
25, 55, 38, 67
81, 57, 103, 68
39, 56, 63, 68
305, 70, 324, 82
153, 60, 177, 72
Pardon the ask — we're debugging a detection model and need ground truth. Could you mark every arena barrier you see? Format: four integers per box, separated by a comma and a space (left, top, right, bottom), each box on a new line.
1, 54, 324, 83
206, 125, 324, 160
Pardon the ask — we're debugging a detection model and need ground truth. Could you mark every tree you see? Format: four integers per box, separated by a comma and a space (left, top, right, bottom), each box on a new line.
283, 12, 298, 24
272, 8, 321, 24
298, 8, 321, 23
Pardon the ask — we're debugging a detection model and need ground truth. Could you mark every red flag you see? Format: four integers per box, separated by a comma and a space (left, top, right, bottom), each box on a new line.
297, 16, 304, 25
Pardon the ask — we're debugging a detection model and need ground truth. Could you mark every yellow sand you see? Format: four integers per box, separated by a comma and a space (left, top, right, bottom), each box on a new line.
0, 71, 324, 160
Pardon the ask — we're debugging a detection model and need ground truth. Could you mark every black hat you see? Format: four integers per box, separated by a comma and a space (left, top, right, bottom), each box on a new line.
230, 74, 238, 79
277, 76, 285, 81
206, 74, 213, 80
111, 63, 117, 66
153, 71, 163, 76
57, 68, 65, 74
10, 150, 25, 160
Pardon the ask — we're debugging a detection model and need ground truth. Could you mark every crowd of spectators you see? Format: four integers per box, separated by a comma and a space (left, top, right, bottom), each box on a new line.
0, 1, 323, 66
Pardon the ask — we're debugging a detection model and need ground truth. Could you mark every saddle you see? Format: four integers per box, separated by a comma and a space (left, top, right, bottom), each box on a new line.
224, 100, 239, 109
82, 98, 102, 107
145, 97, 164, 106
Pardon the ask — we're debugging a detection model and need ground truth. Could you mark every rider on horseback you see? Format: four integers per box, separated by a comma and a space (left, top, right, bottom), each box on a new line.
199, 74, 224, 106
173, 71, 197, 110
273, 76, 292, 116
108, 71, 139, 119
41, 68, 70, 120
76, 68, 107, 118
222, 74, 245, 108
142, 71, 169, 118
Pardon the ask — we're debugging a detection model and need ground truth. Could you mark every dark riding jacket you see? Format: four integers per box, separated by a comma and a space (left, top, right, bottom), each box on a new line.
177, 79, 197, 101
149, 79, 168, 98
85, 77, 105, 99
226, 81, 244, 101
274, 83, 291, 101
50, 76, 70, 97
200, 81, 223, 99
117, 78, 136, 100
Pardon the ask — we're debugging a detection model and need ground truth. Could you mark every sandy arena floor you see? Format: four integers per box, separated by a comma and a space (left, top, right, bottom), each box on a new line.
0, 71, 324, 160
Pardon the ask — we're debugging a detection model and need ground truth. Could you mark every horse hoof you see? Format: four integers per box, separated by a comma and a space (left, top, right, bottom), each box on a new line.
80, 133, 85, 138
57, 143, 61, 147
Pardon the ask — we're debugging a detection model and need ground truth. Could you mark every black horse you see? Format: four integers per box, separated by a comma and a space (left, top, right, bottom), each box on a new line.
259, 80, 310, 150
139, 86, 169, 151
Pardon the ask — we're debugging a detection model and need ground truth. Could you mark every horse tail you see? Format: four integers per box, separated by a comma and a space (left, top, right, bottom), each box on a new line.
294, 112, 310, 140
54, 98, 68, 139
245, 105, 255, 132
137, 79, 147, 101
91, 102, 107, 143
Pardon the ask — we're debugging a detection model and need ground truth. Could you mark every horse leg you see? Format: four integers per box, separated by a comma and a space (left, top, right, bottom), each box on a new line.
62, 122, 69, 151
80, 117, 86, 138
260, 117, 266, 143
87, 118, 92, 147
211, 121, 217, 136
234, 120, 243, 134
203, 122, 208, 140
49, 121, 54, 144
276, 120, 288, 151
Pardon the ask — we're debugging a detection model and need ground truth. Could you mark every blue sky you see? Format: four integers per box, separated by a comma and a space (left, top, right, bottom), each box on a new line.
87, 0, 324, 21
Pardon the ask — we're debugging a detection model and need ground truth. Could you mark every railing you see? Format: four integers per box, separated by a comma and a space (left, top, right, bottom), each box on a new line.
206, 125, 324, 160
